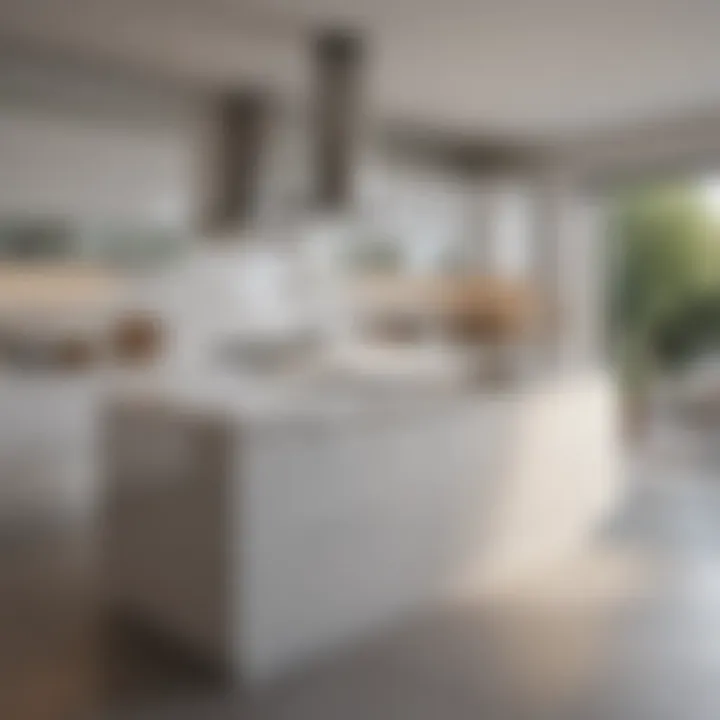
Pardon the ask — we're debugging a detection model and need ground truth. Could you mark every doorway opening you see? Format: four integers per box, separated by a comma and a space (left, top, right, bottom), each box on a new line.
610, 177, 720, 445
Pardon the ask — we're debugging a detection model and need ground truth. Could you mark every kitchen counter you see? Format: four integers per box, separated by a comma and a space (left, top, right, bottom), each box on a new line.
104, 366, 621, 681
106, 338, 537, 421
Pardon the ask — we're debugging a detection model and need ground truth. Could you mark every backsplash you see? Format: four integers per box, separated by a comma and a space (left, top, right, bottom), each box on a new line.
0, 216, 189, 270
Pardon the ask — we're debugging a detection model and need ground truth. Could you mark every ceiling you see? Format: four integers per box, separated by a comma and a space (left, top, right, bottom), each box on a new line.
2, 0, 720, 141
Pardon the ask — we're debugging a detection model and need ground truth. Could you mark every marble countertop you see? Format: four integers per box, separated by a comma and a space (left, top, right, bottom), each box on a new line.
108, 362, 509, 426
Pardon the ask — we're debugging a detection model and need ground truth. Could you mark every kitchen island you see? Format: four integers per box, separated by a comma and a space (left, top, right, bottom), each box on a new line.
104, 366, 620, 682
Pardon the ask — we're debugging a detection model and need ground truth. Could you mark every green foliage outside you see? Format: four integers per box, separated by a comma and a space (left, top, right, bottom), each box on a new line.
610, 184, 720, 394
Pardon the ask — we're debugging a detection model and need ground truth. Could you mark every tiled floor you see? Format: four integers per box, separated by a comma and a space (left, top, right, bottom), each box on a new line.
5, 423, 720, 720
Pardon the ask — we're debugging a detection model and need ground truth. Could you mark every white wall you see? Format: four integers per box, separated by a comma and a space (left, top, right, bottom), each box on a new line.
0, 54, 208, 226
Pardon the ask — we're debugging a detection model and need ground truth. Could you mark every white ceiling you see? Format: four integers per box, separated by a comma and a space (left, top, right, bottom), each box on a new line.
2, 0, 720, 140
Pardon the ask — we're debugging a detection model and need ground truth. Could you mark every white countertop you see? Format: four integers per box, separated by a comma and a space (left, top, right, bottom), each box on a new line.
106, 346, 521, 425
